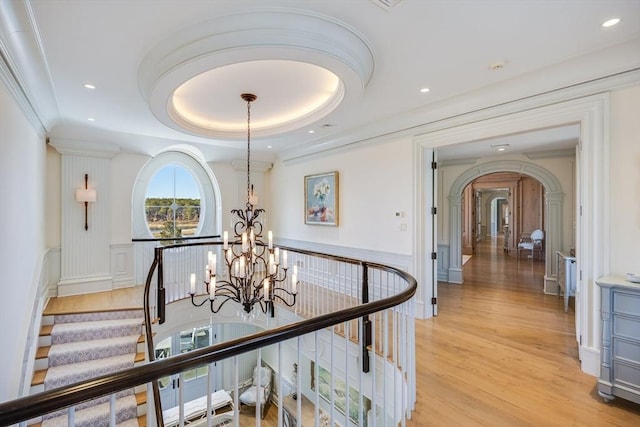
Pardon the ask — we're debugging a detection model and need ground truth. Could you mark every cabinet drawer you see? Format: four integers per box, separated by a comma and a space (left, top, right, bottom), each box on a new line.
613, 315, 640, 341
614, 360, 640, 392
613, 291, 640, 317
613, 338, 640, 364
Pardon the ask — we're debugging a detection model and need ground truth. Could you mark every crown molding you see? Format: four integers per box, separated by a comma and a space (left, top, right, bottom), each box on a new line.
49, 138, 120, 158
281, 42, 640, 163
0, 0, 59, 131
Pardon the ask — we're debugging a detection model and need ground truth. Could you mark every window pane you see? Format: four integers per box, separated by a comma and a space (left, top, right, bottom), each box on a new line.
145, 165, 201, 239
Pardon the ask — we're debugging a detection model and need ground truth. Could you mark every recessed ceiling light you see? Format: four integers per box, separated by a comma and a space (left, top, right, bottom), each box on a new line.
420, 87, 430, 93
602, 18, 621, 28
84, 83, 96, 89
267, 145, 272, 149
87, 117, 95, 122
490, 62, 506, 71
492, 143, 509, 152
308, 130, 315, 134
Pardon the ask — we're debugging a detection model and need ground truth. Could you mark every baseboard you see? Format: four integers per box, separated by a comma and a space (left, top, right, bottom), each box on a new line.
57, 275, 113, 296
580, 345, 600, 377
543, 275, 558, 295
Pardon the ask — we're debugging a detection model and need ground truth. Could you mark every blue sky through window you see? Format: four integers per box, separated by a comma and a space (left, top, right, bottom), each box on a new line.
147, 165, 200, 199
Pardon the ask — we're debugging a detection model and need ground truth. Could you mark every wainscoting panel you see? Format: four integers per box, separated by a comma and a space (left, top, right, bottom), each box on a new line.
437, 244, 450, 282
111, 243, 134, 288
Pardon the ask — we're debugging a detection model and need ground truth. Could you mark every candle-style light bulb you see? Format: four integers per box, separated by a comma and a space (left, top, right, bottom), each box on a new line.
282, 250, 288, 269
223, 231, 229, 249
268, 231, 273, 249
210, 276, 216, 300
264, 277, 270, 301
274, 247, 280, 265
190, 273, 196, 294
292, 273, 298, 294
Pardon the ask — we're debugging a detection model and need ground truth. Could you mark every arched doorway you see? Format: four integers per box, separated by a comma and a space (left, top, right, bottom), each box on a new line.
448, 160, 563, 292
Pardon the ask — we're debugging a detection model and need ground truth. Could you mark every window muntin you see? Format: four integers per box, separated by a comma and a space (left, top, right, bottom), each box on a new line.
145, 164, 201, 239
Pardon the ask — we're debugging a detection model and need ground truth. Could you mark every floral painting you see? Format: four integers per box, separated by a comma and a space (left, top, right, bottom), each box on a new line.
305, 172, 338, 226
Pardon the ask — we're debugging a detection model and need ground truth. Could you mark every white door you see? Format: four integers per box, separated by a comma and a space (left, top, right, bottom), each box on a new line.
423, 148, 438, 317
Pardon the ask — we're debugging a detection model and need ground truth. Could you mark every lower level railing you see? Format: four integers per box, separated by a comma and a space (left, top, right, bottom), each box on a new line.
0, 242, 416, 427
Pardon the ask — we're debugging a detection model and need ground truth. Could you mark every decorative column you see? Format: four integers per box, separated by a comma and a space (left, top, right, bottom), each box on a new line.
448, 195, 463, 283
51, 139, 120, 296
544, 191, 564, 293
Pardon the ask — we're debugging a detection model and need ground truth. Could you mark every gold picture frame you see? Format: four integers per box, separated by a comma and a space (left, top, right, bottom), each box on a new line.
304, 171, 338, 226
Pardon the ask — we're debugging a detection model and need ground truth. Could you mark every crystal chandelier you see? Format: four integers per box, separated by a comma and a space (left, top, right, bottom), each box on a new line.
189, 93, 298, 317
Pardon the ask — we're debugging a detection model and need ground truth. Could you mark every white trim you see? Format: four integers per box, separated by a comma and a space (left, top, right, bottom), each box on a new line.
0, 0, 59, 130
50, 138, 120, 158
131, 148, 222, 240
57, 274, 113, 297
579, 345, 600, 377
111, 243, 134, 288
283, 63, 640, 163
413, 91, 609, 376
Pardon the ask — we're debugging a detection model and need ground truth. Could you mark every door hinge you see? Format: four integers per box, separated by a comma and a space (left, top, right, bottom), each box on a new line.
431, 297, 437, 305
431, 161, 437, 170
431, 207, 437, 215
431, 252, 437, 260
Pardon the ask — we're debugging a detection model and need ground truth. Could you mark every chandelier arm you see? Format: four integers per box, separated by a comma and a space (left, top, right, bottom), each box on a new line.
210, 295, 240, 314
271, 293, 297, 308
190, 293, 211, 307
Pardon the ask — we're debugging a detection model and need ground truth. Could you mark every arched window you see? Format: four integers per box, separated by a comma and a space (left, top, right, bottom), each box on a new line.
145, 165, 201, 239
132, 149, 220, 240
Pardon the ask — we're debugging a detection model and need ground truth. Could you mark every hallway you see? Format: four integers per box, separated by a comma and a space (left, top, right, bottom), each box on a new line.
410, 237, 640, 426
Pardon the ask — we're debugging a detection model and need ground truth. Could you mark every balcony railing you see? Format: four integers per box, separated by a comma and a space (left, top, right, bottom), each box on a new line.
0, 240, 417, 427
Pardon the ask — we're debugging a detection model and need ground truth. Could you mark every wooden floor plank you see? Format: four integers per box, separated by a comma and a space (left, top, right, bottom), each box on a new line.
408, 237, 640, 426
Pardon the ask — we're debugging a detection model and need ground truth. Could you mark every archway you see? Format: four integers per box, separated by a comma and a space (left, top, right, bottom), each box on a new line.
448, 160, 564, 292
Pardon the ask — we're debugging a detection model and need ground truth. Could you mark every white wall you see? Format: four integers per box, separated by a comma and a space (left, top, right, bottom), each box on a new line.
609, 85, 640, 274
111, 152, 149, 244
269, 137, 414, 255
0, 80, 46, 401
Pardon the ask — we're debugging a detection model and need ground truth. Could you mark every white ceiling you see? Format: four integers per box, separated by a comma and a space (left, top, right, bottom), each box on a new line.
2, 0, 639, 162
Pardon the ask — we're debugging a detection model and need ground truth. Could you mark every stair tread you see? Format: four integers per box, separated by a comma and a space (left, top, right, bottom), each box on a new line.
45, 354, 135, 390
40, 325, 53, 337
52, 318, 143, 334
134, 352, 145, 363
40, 394, 137, 427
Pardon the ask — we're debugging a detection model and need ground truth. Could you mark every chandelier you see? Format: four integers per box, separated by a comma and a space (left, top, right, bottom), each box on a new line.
189, 93, 298, 317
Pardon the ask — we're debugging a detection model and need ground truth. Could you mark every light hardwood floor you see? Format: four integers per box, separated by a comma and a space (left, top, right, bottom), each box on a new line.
41, 238, 640, 426
409, 237, 640, 426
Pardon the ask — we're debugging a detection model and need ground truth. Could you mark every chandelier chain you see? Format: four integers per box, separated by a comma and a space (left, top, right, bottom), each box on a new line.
246, 97, 251, 206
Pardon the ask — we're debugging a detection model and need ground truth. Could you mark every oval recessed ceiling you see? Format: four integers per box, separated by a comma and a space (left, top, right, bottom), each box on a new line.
138, 9, 374, 140
169, 60, 342, 135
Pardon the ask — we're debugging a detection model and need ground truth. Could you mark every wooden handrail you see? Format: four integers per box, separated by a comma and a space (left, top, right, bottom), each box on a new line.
0, 244, 416, 425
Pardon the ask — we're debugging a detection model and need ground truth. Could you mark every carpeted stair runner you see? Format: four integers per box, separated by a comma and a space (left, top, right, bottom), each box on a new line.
32, 309, 145, 426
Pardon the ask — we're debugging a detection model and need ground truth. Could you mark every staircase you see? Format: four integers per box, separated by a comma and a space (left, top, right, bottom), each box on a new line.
29, 297, 148, 427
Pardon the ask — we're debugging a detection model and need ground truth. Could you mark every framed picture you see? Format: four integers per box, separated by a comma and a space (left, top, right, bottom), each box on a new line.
305, 171, 338, 226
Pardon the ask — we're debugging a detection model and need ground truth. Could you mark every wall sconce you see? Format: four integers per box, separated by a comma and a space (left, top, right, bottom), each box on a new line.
75, 174, 96, 230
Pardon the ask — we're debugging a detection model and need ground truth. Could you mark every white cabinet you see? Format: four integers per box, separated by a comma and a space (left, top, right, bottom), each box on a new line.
595, 276, 640, 404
